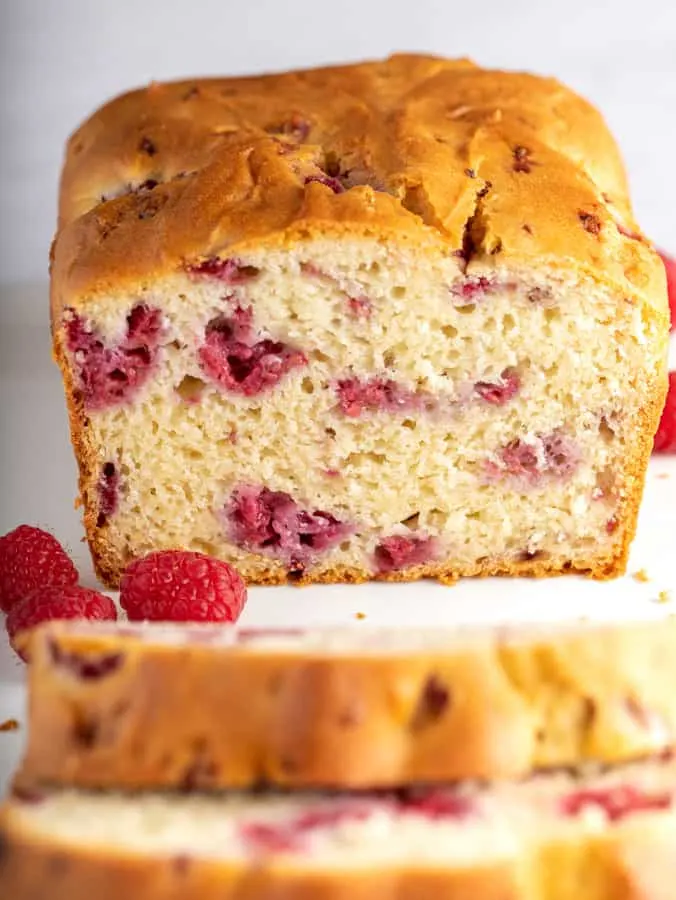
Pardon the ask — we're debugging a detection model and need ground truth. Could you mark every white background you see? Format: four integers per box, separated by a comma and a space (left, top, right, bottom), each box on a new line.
0, 0, 675, 285
1, 0, 676, 781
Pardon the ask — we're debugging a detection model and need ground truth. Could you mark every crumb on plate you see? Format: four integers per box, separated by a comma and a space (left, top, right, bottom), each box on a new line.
0, 719, 19, 732
632, 569, 650, 583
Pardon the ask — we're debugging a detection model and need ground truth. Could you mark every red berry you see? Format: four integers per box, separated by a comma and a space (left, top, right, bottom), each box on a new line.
474, 368, 521, 405
199, 309, 307, 396
6, 585, 117, 659
120, 550, 247, 623
0, 525, 78, 613
65, 305, 163, 410
658, 251, 676, 332
654, 371, 676, 453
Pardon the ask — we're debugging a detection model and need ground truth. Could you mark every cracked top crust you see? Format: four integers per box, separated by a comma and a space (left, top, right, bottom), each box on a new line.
52, 53, 666, 311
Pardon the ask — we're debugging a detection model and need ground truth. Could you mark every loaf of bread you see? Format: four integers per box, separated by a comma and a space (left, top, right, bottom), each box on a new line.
50, 54, 668, 586
17, 619, 676, 790
2, 757, 675, 900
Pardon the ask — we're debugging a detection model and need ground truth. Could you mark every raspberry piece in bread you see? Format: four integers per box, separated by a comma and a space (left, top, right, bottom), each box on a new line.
17, 619, 676, 791
51, 55, 668, 586
1, 757, 675, 900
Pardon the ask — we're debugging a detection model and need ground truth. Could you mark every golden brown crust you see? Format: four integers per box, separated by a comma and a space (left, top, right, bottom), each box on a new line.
51, 54, 665, 310
1, 801, 674, 900
49, 54, 669, 587
16, 619, 676, 790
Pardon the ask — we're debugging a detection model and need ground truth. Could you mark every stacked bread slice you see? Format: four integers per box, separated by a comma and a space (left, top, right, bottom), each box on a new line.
1, 619, 676, 898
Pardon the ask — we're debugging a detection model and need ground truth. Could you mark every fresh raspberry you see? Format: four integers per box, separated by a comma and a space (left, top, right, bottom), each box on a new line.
0, 525, 78, 613
653, 371, 676, 453
658, 251, 676, 331
6, 585, 117, 658
120, 550, 247, 623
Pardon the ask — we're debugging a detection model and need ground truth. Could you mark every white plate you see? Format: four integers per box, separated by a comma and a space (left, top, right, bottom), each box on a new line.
1, 284, 675, 791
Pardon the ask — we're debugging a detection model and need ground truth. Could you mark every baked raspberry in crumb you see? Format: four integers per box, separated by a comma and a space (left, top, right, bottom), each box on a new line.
65, 305, 163, 409
97, 463, 119, 527
6, 586, 116, 659
241, 789, 473, 854
336, 377, 430, 417
304, 174, 345, 194
241, 802, 375, 854
487, 431, 580, 483
228, 485, 351, 564
450, 276, 497, 302
375, 535, 438, 573
347, 295, 373, 318
120, 550, 246, 623
657, 251, 676, 331
396, 789, 474, 820
199, 308, 306, 396
561, 785, 672, 822
653, 372, 676, 453
186, 257, 260, 283
0, 525, 78, 613
474, 368, 520, 405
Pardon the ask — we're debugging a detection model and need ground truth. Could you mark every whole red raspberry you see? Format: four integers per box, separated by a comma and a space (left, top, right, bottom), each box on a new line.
654, 371, 676, 453
0, 525, 78, 613
120, 550, 247, 623
6, 585, 117, 658
658, 250, 676, 331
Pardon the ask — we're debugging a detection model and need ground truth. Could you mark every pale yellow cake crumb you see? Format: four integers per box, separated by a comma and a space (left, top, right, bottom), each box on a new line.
632, 569, 651, 583
657, 590, 672, 604
355, 611, 367, 620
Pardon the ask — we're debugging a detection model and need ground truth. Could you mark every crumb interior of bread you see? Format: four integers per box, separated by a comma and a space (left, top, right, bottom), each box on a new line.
60, 239, 658, 581
10, 758, 675, 863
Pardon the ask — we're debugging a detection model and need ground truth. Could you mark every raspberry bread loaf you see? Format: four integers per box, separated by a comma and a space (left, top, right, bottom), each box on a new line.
17, 620, 676, 790
50, 54, 669, 586
2, 758, 675, 900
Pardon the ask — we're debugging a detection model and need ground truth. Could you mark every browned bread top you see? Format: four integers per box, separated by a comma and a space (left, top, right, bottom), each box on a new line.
52, 54, 666, 312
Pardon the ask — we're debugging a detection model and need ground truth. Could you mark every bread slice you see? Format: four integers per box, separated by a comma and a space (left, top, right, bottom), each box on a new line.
50, 54, 668, 587
17, 619, 676, 790
2, 757, 675, 900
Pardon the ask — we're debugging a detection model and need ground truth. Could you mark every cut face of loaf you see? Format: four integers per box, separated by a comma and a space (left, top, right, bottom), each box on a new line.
2, 758, 676, 900
17, 619, 676, 790
50, 55, 669, 586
